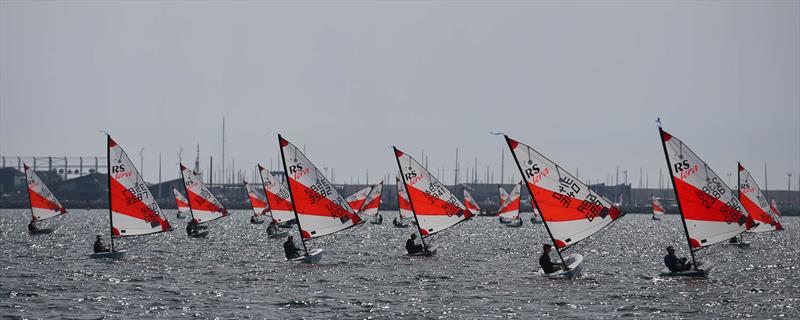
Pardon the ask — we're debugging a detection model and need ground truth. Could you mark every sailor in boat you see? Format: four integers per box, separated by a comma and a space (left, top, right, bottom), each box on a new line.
250, 215, 257, 224
664, 246, 692, 272
93, 235, 110, 253
375, 214, 383, 224
405, 234, 425, 254
186, 220, 198, 236
283, 235, 301, 259
27, 221, 37, 233
267, 223, 278, 236
539, 244, 563, 274
728, 237, 739, 244
393, 217, 404, 227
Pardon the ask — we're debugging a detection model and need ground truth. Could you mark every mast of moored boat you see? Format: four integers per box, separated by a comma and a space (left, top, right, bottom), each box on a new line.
393, 147, 429, 250
504, 135, 567, 269
278, 134, 309, 256
658, 127, 697, 269
106, 135, 115, 251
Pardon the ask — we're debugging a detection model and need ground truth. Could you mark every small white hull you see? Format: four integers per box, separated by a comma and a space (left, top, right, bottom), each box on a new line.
267, 231, 289, 239
88, 250, 127, 260
537, 253, 584, 279
288, 248, 323, 263
659, 261, 713, 278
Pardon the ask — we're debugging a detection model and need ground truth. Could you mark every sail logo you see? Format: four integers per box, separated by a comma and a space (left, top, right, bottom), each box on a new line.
289, 164, 309, 179
112, 164, 133, 180
406, 171, 423, 185
526, 166, 550, 185
677, 163, 699, 180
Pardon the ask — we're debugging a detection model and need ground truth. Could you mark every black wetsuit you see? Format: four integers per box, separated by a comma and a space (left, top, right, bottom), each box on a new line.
284, 239, 301, 259
405, 239, 423, 254
186, 223, 196, 236
664, 254, 691, 272
267, 224, 277, 236
93, 240, 110, 253
28, 222, 36, 232
539, 253, 560, 274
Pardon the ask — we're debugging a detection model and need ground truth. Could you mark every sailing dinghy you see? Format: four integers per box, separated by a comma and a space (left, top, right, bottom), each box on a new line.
652, 196, 665, 221
393, 176, 413, 228
738, 163, 783, 234
180, 164, 229, 238
361, 182, 384, 224
278, 135, 363, 263
258, 164, 296, 229
463, 189, 482, 217
657, 127, 751, 277
244, 179, 268, 224
23, 164, 67, 235
504, 135, 623, 278
498, 182, 523, 227
393, 147, 473, 256
346, 185, 373, 212
90, 136, 173, 259
173, 188, 189, 219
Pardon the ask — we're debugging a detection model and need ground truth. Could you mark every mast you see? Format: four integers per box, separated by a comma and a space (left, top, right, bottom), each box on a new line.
257, 165, 274, 217
106, 135, 115, 251
357, 184, 377, 214
278, 134, 309, 256
658, 127, 697, 269
23, 165, 34, 223
504, 135, 566, 268
393, 147, 428, 250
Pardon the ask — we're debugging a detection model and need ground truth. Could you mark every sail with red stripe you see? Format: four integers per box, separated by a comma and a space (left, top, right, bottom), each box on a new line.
173, 188, 190, 215
108, 136, 172, 237
658, 128, 749, 249
180, 164, 228, 224
346, 185, 373, 212
394, 147, 472, 237
738, 163, 782, 232
498, 186, 509, 209
652, 196, 665, 217
396, 176, 413, 219
505, 135, 623, 249
463, 190, 481, 214
244, 179, 269, 217
359, 181, 383, 217
498, 182, 521, 219
770, 199, 782, 217
23, 164, 67, 222
257, 164, 295, 224
279, 135, 361, 239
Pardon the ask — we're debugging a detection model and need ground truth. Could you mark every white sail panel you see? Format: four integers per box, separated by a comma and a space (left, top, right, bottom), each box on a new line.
659, 129, 749, 248
257, 164, 295, 224
279, 136, 361, 239
771, 199, 782, 217
396, 176, 414, 219
108, 137, 172, 237
245, 180, 269, 216
24, 164, 67, 222
180, 164, 228, 224
173, 188, 190, 214
506, 136, 622, 249
738, 163, 782, 232
394, 147, 471, 237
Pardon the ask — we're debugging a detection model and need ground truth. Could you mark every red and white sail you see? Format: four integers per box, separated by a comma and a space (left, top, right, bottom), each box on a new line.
257, 164, 295, 224
279, 136, 361, 239
180, 164, 228, 224
498, 186, 509, 208
394, 147, 472, 237
770, 199, 782, 217
23, 164, 67, 222
346, 185, 373, 212
359, 181, 383, 217
652, 196, 665, 217
396, 176, 414, 219
659, 129, 750, 248
244, 179, 269, 217
738, 163, 782, 232
108, 137, 172, 236
498, 182, 521, 219
173, 188, 190, 215
505, 136, 622, 249
463, 190, 481, 214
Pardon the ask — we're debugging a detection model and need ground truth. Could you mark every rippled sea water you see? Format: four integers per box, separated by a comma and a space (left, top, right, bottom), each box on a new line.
1, 209, 798, 319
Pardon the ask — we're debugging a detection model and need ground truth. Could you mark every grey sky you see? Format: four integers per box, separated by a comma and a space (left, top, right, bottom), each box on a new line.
1, 1, 798, 189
